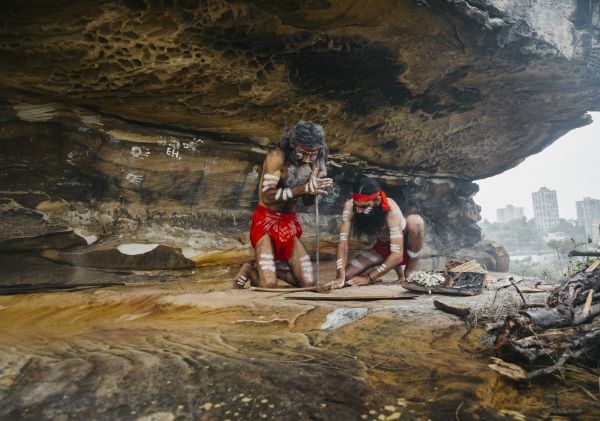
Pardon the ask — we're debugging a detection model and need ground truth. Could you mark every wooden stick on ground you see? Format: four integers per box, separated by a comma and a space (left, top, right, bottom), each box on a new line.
315, 195, 320, 285
582, 289, 594, 318
508, 277, 527, 306
284, 294, 418, 301
249, 285, 332, 293
433, 300, 471, 317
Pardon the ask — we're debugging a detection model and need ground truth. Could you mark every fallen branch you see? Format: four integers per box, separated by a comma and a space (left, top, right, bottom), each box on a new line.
433, 300, 470, 317
455, 401, 464, 421
568, 250, 600, 257
492, 265, 600, 377
527, 349, 585, 379
508, 277, 527, 306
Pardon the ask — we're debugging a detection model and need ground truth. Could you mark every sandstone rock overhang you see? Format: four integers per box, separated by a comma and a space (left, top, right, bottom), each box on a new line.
0, 0, 598, 179
0, 1, 598, 267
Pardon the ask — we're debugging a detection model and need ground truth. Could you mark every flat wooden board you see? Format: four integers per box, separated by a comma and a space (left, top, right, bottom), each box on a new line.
284, 294, 419, 301
399, 281, 479, 296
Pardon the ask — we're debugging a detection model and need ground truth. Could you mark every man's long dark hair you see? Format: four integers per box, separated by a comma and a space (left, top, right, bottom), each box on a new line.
280, 121, 328, 175
352, 177, 387, 240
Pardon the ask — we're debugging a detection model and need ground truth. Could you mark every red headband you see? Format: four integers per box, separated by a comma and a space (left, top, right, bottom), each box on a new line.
352, 192, 379, 202
352, 190, 390, 211
296, 145, 320, 153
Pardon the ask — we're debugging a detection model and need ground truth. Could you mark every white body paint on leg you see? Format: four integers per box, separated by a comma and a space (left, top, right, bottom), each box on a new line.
300, 255, 314, 283
363, 251, 379, 263
259, 253, 276, 272
407, 249, 421, 258
350, 258, 364, 270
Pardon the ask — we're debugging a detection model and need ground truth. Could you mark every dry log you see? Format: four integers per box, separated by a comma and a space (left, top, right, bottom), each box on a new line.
493, 266, 600, 373
433, 300, 471, 317
568, 250, 600, 257
488, 357, 528, 381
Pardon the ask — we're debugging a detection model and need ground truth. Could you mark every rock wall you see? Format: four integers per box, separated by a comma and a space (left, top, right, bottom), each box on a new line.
1, 0, 599, 271
0, 102, 482, 267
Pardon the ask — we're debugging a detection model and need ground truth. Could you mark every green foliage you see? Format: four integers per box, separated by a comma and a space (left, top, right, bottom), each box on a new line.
569, 257, 597, 274
567, 236, 598, 276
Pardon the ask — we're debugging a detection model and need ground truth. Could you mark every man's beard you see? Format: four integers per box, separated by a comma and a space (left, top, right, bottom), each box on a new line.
285, 164, 311, 188
352, 204, 386, 240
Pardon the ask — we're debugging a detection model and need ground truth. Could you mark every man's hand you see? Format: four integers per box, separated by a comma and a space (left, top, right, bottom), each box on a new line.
305, 175, 333, 196
346, 276, 370, 287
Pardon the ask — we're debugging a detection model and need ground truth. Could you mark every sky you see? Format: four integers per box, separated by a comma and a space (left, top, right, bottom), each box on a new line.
474, 112, 600, 222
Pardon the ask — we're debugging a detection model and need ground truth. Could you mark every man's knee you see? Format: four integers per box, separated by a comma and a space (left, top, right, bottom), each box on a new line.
406, 214, 424, 233
344, 257, 366, 280
258, 278, 277, 288
302, 277, 317, 287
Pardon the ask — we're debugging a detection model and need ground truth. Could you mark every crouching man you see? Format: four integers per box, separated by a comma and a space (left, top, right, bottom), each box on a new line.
332, 177, 424, 288
233, 121, 332, 288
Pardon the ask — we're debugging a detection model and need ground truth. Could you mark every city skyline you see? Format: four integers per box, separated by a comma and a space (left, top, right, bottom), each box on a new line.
496, 204, 525, 223
475, 112, 600, 222
532, 187, 560, 229
491, 194, 600, 223
576, 197, 600, 238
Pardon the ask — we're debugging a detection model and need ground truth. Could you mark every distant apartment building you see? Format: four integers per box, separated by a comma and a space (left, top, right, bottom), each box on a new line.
532, 187, 559, 230
496, 204, 525, 223
576, 197, 600, 239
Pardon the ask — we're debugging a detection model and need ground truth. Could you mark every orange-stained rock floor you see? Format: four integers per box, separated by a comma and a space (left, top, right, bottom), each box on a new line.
0, 264, 598, 420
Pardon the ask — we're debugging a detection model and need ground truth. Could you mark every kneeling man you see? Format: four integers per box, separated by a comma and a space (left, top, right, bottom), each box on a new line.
233, 121, 332, 288
333, 177, 424, 288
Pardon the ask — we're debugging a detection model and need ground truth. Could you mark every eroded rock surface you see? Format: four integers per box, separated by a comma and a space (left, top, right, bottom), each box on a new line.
0, 269, 598, 420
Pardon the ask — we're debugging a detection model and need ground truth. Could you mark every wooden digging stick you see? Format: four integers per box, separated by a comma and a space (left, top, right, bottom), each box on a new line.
315, 195, 320, 285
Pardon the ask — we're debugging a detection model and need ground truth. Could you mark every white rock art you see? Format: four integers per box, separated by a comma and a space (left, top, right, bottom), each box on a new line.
130, 145, 151, 159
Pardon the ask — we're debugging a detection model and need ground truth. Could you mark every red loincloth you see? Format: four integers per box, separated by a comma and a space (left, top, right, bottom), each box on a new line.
373, 240, 408, 265
250, 205, 302, 261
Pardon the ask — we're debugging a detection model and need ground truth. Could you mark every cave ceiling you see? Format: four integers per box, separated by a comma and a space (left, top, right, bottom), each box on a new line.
1, 0, 599, 179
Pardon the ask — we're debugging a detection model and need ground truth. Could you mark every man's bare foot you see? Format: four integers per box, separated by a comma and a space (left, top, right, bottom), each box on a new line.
404, 270, 415, 281
233, 263, 253, 289
403, 257, 419, 281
